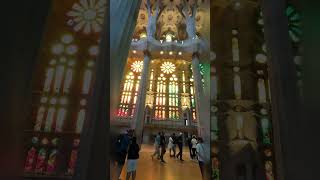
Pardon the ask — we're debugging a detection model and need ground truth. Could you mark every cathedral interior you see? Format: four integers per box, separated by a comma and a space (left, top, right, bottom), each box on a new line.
1, 0, 310, 180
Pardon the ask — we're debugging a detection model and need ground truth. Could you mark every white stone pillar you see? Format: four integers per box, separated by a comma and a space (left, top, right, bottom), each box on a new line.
110, 0, 142, 123
191, 53, 210, 164
131, 51, 151, 145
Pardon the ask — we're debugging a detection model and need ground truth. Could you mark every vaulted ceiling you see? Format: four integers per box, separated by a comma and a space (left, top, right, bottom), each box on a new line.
134, 0, 209, 40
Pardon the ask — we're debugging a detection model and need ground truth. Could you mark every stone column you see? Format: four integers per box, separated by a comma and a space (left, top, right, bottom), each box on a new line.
74, 1, 142, 180
192, 53, 211, 180
131, 51, 151, 145
110, 0, 142, 123
73, 6, 109, 180
108, 0, 141, 178
192, 53, 210, 144
260, 0, 302, 180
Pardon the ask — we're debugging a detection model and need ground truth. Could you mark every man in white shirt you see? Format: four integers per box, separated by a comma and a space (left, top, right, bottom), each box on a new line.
196, 137, 205, 178
191, 135, 197, 159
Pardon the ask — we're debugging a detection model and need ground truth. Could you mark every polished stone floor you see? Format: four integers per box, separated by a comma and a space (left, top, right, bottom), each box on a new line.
119, 144, 202, 180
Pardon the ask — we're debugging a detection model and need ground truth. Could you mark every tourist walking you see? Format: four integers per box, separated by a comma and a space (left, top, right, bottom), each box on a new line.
151, 132, 161, 160
176, 132, 184, 161
172, 133, 177, 157
126, 137, 140, 180
115, 129, 133, 180
168, 134, 175, 157
160, 132, 167, 163
196, 137, 206, 178
191, 135, 198, 159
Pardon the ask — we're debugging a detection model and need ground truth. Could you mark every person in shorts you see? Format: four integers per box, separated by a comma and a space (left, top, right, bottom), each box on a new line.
126, 137, 140, 180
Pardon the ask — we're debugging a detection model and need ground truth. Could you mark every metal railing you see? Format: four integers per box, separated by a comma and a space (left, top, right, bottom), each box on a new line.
113, 117, 197, 129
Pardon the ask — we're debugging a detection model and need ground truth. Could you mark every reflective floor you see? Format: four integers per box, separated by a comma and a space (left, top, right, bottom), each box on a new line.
120, 144, 202, 180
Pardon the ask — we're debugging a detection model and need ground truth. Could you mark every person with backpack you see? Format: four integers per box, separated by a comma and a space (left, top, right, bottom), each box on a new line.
115, 129, 133, 180
126, 137, 140, 180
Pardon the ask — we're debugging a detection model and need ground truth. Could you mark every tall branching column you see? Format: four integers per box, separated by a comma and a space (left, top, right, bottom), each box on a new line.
131, 51, 151, 145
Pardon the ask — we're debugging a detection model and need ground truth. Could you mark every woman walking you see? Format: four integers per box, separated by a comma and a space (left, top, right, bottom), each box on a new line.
168, 134, 175, 157
126, 137, 140, 180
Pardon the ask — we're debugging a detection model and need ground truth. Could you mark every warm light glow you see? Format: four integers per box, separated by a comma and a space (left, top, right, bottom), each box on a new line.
132, 50, 137, 54
165, 33, 173, 42
160, 51, 164, 54
178, 52, 182, 55
161, 62, 176, 74
131, 61, 143, 72
140, 32, 147, 39
169, 51, 173, 55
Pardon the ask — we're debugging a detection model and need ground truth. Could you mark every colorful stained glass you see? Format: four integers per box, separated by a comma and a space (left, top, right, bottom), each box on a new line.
34, 106, 46, 131
24, 137, 39, 172
261, 118, 271, 145
46, 138, 59, 174
286, 5, 302, 43
118, 71, 140, 117
55, 108, 66, 132
44, 68, 55, 92
131, 61, 143, 72
54, 65, 65, 93
161, 62, 176, 74
34, 138, 49, 173
67, 139, 80, 175
82, 70, 92, 94
45, 107, 56, 132
265, 161, 275, 180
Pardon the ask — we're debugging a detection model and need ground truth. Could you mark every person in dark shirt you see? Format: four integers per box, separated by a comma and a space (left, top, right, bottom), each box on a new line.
159, 132, 166, 163
176, 132, 184, 161
115, 129, 133, 180
126, 137, 140, 180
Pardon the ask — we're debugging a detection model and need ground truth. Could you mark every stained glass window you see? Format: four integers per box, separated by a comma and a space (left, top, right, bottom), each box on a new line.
118, 59, 142, 117
46, 138, 59, 174
34, 138, 49, 173
117, 59, 197, 122
168, 74, 179, 119
67, 139, 80, 175
286, 5, 302, 43
24, 137, 39, 172
155, 74, 167, 119
232, 29, 240, 62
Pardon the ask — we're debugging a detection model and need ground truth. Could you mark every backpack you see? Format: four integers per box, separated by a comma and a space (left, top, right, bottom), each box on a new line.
115, 134, 123, 153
